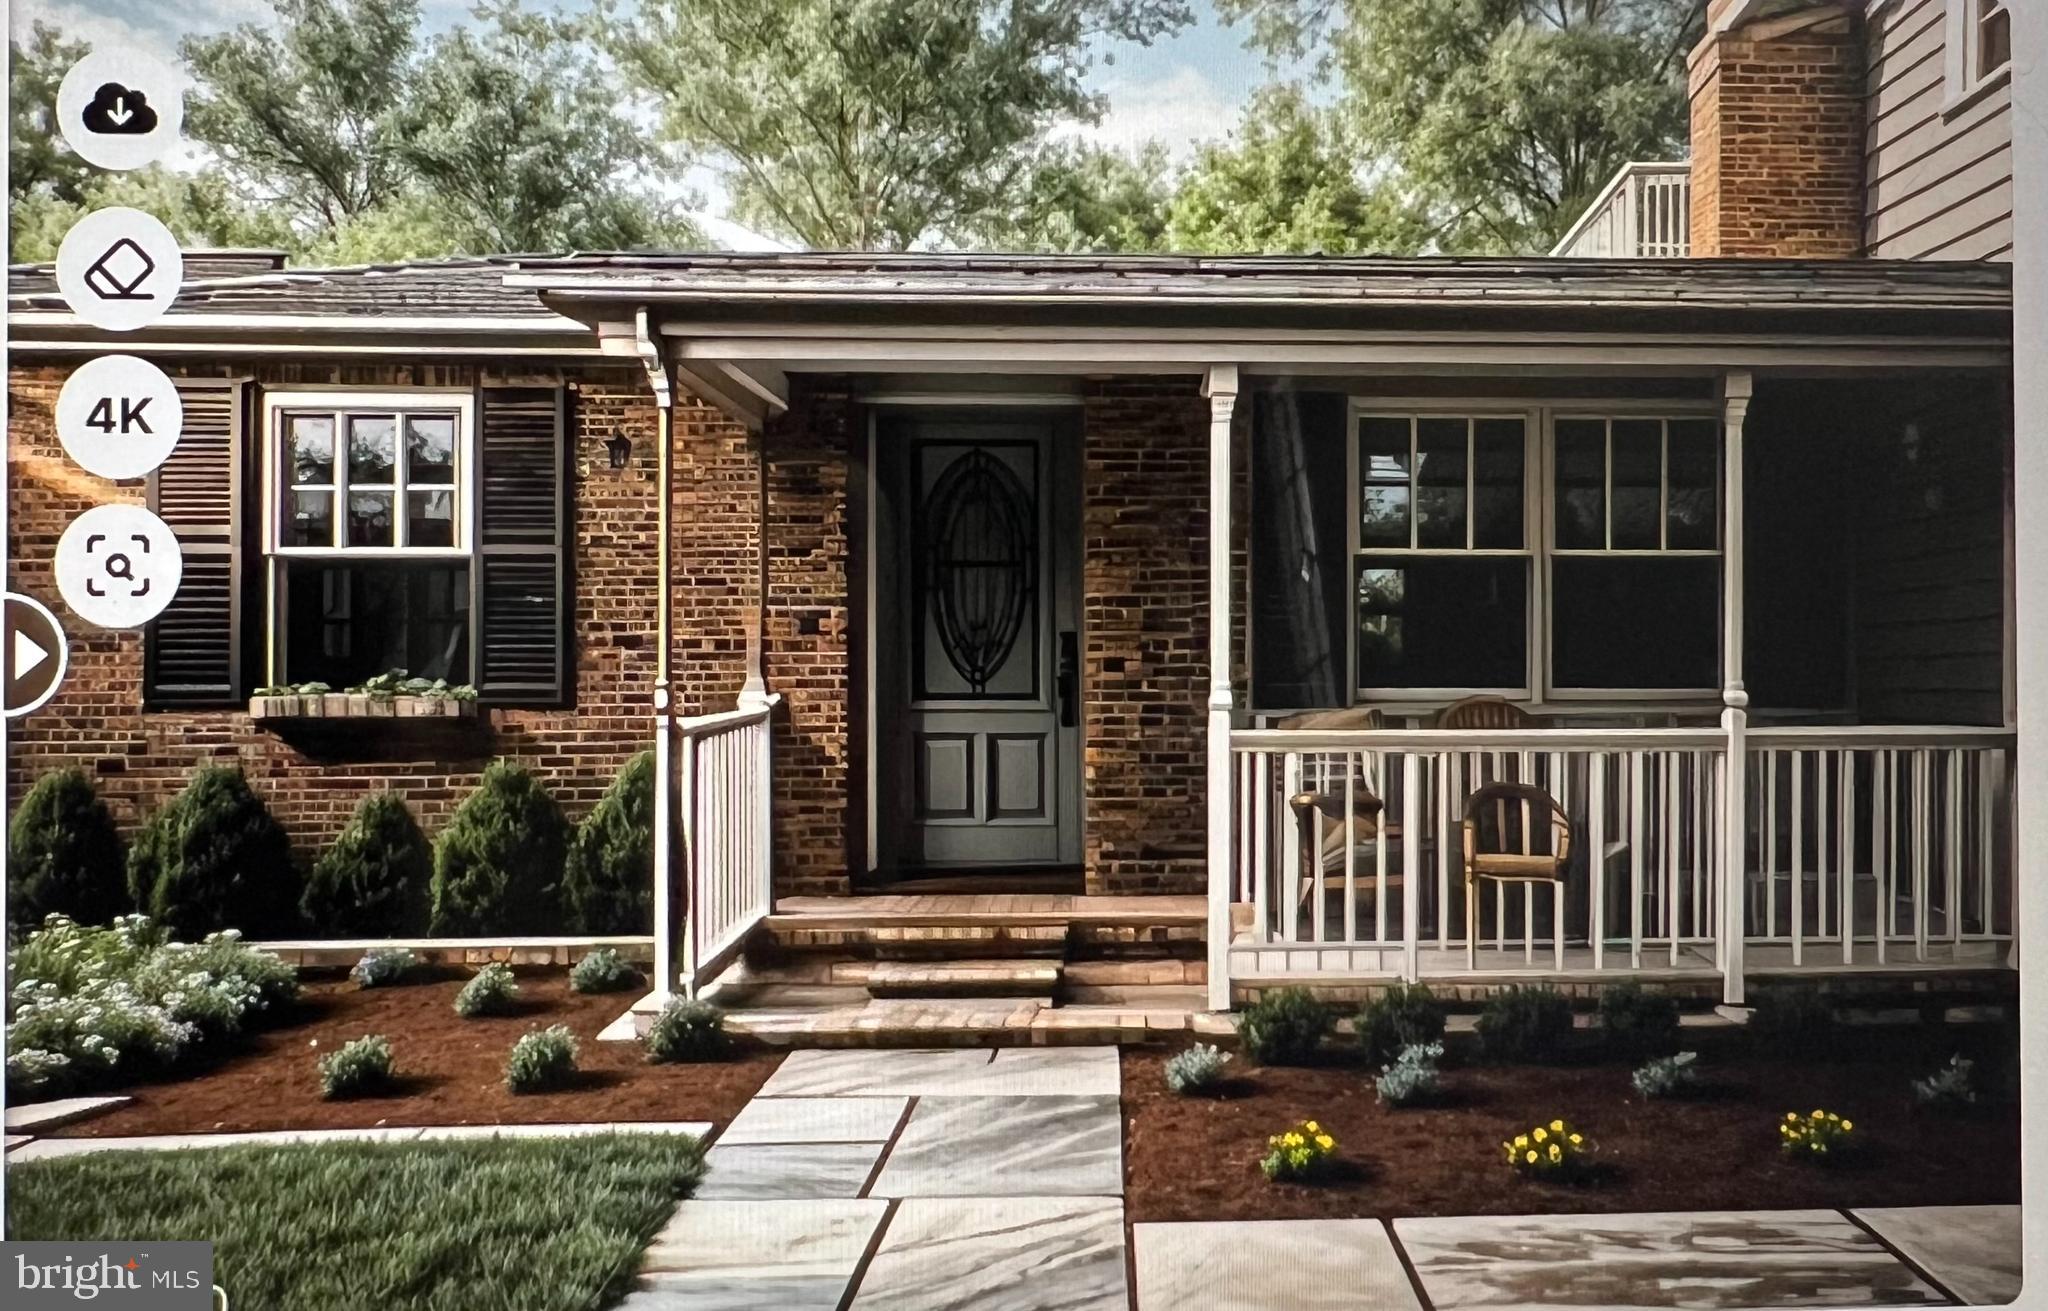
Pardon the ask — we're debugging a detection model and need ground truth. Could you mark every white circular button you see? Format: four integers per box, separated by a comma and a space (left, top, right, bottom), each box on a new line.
56, 504, 183, 630
55, 208, 183, 332
55, 355, 183, 481
56, 47, 184, 171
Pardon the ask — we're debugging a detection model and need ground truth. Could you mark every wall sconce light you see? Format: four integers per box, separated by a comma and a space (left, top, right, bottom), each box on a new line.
606, 431, 633, 470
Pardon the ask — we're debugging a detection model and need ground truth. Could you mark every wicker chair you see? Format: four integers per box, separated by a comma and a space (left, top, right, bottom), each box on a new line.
1462, 780, 1572, 969
1435, 695, 1538, 730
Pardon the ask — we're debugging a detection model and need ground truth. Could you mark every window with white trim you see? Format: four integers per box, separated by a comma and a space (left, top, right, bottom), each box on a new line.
1350, 407, 1721, 700
1946, 0, 2011, 101
264, 391, 474, 688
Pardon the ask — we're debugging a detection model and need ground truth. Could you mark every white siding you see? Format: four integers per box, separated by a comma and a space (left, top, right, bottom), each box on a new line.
1864, 0, 2012, 261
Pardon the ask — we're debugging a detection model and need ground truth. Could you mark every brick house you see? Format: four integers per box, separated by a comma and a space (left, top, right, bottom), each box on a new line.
5, 0, 2016, 1012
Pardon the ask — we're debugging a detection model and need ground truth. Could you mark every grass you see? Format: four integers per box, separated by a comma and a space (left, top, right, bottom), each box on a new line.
4, 1134, 705, 1311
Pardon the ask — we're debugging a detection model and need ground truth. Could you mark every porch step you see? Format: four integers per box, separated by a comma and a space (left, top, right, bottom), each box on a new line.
865, 959, 1063, 998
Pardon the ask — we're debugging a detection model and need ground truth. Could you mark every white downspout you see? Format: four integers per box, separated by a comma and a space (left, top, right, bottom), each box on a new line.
637, 308, 680, 1001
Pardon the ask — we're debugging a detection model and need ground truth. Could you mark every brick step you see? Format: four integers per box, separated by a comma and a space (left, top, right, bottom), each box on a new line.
865, 959, 1064, 999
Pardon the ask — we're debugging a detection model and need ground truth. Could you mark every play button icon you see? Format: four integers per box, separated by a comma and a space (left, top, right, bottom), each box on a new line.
4, 593, 69, 717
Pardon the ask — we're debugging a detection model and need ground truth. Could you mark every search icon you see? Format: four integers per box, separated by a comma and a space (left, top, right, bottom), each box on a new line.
104, 553, 133, 581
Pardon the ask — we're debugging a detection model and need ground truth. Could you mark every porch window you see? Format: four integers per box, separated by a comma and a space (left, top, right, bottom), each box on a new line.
1946, 0, 2011, 104
263, 391, 475, 688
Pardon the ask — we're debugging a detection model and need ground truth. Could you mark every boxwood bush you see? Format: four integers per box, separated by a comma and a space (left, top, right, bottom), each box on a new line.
126, 767, 298, 940
7, 768, 127, 929
1476, 985, 1576, 1064
1238, 986, 1332, 1065
301, 793, 431, 937
1355, 982, 1447, 1067
429, 762, 569, 935
505, 1025, 579, 1093
568, 947, 642, 995
645, 998, 728, 1063
319, 1034, 395, 1099
561, 752, 655, 934
454, 962, 521, 1018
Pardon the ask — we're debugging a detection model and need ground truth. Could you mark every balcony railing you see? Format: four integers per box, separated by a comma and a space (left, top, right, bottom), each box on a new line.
653, 694, 779, 1000
1551, 162, 1692, 258
1222, 725, 2014, 994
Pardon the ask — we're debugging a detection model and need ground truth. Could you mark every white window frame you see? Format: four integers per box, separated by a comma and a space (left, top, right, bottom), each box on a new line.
261, 388, 474, 558
1944, 0, 2012, 115
1345, 398, 1724, 707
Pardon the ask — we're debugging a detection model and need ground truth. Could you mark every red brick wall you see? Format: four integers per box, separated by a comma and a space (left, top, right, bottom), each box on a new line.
5, 359, 757, 871
1689, 6, 1865, 258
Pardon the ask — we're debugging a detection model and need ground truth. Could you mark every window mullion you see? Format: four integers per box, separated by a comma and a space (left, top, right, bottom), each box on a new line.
332, 411, 347, 549
1408, 416, 1419, 550
1659, 418, 1671, 552
1603, 418, 1614, 550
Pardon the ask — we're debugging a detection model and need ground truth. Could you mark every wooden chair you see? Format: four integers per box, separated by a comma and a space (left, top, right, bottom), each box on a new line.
1462, 780, 1572, 969
1435, 695, 1537, 730
1275, 707, 1391, 927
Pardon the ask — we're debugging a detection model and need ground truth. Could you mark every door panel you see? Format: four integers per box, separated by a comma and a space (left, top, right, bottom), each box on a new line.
876, 412, 1080, 870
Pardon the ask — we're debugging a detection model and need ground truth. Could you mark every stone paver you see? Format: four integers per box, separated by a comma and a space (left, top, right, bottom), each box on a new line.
758, 1045, 1120, 1097
1134, 1219, 1422, 1311
850, 1196, 1129, 1311
5, 1095, 132, 1133
1851, 1205, 2022, 1307
1394, 1210, 1948, 1310
621, 1198, 889, 1310
870, 1095, 1121, 1198
5, 1135, 31, 1152
696, 1141, 885, 1200
720, 1096, 906, 1145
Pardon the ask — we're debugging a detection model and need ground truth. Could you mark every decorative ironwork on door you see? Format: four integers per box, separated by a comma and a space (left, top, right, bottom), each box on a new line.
922, 446, 1037, 695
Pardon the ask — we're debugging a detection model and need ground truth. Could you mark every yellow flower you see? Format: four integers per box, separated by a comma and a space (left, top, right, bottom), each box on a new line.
1548, 1144, 1562, 1162
1315, 1134, 1334, 1151
1841, 1120, 1852, 1131
1525, 1150, 1538, 1164
1786, 1112, 1799, 1122
1568, 1133, 1583, 1145
1533, 1127, 1548, 1143
1825, 1112, 1839, 1121
1306, 1121, 1320, 1133
1811, 1109, 1824, 1120
1514, 1134, 1529, 1148
1549, 1119, 1565, 1133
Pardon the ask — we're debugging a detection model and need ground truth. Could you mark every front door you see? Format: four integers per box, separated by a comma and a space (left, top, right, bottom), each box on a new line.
873, 411, 1081, 871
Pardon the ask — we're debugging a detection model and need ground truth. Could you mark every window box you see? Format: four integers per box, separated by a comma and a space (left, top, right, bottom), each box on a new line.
249, 692, 483, 722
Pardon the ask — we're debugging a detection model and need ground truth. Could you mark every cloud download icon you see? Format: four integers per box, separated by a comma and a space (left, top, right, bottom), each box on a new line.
82, 82, 158, 135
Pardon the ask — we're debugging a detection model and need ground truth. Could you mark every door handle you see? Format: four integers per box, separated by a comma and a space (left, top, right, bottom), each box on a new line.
1057, 630, 1078, 728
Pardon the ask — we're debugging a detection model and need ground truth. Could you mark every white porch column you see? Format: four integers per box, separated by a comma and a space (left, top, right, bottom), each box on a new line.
1204, 365, 1240, 1012
1720, 369, 1753, 1006
639, 309, 681, 1001
738, 426, 771, 710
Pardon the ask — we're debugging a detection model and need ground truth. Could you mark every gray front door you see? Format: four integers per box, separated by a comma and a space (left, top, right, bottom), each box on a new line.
874, 412, 1081, 870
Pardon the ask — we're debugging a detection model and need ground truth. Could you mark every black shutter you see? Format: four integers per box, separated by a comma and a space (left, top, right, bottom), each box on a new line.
1251, 390, 1351, 710
144, 379, 247, 707
474, 384, 570, 706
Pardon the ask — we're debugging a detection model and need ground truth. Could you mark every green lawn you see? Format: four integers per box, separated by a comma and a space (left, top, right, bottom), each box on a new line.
5, 1134, 706, 1311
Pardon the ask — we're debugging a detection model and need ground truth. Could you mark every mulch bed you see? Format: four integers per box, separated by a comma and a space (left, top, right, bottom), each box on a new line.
54, 970, 781, 1137
1122, 1028, 2021, 1222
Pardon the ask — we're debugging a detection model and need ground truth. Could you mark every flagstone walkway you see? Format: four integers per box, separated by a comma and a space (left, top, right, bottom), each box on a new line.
622, 1046, 2023, 1311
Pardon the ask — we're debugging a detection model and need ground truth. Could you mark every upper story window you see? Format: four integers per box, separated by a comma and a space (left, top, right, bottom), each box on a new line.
1947, 0, 2012, 105
271, 394, 469, 553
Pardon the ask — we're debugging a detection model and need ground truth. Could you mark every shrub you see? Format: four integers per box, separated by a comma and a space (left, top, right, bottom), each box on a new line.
560, 752, 655, 934
568, 948, 642, 995
5, 915, 297, 1099
319, 1034, 395, 1099
1748, 985, 1837, 1052
645, 998, 728, 1064
1598, 982, 1682, 1060
1476, 985, 1575, 1064
1376, 1041, 1444, 1108
1261, 1118, 1338, 1182
7, 768, 127, 929
350, 948, 423, 988
1912, 1054, 1978, 1109
429, 762, 570, 935
1355, 983, 1447, 1067
127, 767, 298, 940
453, 963, 520, 1018
1503, 1117, 1591, 1180
301, 793, 431, 937
1632, 1051, 1702, 1099
1164, 1043, 1231, 1095
1238, 987, 1332, 1065
1780, 1108, 1855, 1162
505, 1025, 579, 1093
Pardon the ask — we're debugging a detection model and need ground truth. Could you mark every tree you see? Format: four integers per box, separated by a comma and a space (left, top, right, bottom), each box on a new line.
11, 167, 297, 263
604, 0, 1196, 251
9, 21, 93, 206
1217, 0, 1701, 253
973, 140, 1173, 253
1163, 84, 1427, 254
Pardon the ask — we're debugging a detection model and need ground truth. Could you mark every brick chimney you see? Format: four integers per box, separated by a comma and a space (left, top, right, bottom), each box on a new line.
1688, 2, 1865, 258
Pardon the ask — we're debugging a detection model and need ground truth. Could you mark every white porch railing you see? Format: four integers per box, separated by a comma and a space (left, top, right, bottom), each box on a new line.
654, 695, 779, 1000
1223, 725, 2014, 993
1550, 162, 1692, 258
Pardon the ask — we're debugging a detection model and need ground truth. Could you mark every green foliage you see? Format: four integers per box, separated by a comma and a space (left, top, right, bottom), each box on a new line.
1747, 985, 1838, 1052
350, 947, 424, 988
1354, 982, 1447, 1067
568, 948, 643, 995
1597, 981, 1681, 1060
7, 1134, 707, 1310
645, 998, 729, 1064
319, 1034, 395, 1098
430, 762, 570, 935
302, 793, 432, 938
454, 962, 521, 1018
975, 141, 1173, 253
562, 753, 655, 935
605, 0, 1196, 250
1163, 1042, 1232, 1094
1476, 985, 1575, 1064
1632, 1050, 1700, 1099
9, 22, 92, 206
505, 1024, 579, 1092
1375, 1040, 1444, 1107
126, 767, 299, 940
8, 769, 127, 929
1912, 1054, 1978, 1109
1238, 986, 1332, 1065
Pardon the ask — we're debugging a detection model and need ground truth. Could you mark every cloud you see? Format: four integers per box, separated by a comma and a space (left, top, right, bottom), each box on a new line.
1060, 64, 1241, 162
